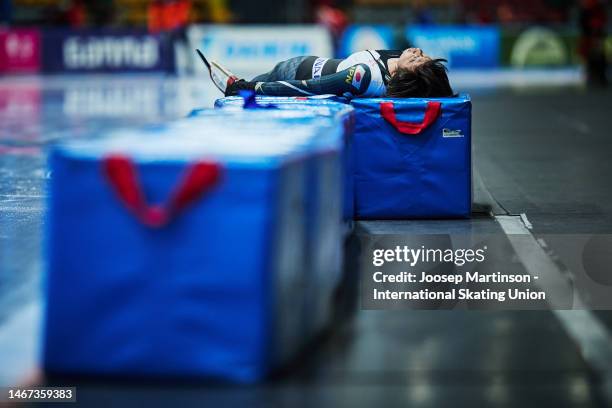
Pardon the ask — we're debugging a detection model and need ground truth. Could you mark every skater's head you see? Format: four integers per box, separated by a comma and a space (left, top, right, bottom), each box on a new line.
387, 48, 453, 98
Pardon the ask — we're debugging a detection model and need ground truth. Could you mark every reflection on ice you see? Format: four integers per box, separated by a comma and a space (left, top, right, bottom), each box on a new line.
0, 75, 226, 144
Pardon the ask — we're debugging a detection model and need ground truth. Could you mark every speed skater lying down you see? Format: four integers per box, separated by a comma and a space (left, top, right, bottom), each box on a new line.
222, 48, 454, 99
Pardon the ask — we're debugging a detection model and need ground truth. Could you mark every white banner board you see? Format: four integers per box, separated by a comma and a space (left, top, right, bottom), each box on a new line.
187, 25, 333, 78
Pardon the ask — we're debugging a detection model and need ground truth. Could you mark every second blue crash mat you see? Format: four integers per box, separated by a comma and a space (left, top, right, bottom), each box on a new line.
43, 117, 339, 383
350, 95, 472, 219
212, 95, 356, 221
177, 110, 346, 338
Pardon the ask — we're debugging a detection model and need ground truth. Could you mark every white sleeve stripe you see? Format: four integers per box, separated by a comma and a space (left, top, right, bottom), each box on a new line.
277, 81, 315, 96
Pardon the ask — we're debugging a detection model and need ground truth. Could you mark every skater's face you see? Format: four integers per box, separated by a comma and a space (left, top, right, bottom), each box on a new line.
398, 48, 432, 72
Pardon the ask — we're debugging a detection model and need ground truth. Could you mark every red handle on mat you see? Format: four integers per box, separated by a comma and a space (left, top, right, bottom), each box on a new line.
380, 101, 441, 135
103, 154, 221, 227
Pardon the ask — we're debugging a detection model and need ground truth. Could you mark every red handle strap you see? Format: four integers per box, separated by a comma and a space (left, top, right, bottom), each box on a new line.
103, 154, 221, 228
380, 101, 441, 135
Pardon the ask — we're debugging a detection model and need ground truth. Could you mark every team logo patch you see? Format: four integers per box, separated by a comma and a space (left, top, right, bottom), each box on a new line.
442, 128, 464, 138
351, 65, 366, 89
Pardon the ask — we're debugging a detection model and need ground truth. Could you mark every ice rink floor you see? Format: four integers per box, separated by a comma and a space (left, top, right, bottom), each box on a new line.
1, 70, 612, 407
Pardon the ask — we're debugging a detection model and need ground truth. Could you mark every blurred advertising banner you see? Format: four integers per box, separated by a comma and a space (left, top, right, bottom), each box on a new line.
0, 81, 41, 142
406, 25, 500, 69
501, 27, 579, 67
41, 29, 174, 74
187, 25, 333, 76
0, 29, 41, 73
0, 82, 40, 119
338, 25, 397, 58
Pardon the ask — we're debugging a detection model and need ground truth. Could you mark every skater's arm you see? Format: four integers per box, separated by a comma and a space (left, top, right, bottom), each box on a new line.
226, 64, 372, 97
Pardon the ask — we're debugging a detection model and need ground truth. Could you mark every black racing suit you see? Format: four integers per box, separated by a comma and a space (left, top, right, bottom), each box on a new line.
226, 50, 402, 98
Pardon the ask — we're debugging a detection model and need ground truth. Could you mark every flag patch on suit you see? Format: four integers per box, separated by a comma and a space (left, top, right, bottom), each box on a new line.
351, 65, 366, 89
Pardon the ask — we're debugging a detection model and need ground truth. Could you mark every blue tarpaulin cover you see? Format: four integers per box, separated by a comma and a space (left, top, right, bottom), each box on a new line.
213, 95, 355, 221
43, 119, 333, 383
185, 107, 346, 339
350, 95, 471, 219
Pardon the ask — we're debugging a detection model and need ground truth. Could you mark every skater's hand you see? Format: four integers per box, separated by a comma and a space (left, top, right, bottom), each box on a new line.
225, 79, 256, 97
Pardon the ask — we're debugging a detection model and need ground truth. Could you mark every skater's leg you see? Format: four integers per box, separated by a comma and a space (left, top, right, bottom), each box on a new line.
251, 56, 311, 82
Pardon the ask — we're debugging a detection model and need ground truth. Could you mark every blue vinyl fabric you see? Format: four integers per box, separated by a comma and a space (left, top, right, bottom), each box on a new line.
212, 95, 355, 222
350, 95, 472, 219
183, 109, 345, 337
43, 121, 329, 383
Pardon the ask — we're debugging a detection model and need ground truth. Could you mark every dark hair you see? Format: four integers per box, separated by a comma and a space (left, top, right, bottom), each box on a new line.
386, 59, 454, 98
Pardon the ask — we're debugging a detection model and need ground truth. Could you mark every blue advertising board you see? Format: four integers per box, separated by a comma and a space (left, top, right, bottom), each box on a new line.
41, 29, 173, 73
338, 25, 396, 58
406, 25, 500, 68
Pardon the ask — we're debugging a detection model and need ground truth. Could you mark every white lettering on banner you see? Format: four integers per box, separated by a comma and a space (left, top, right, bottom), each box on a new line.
225, 42, 309, 58
63, 86, 160, 116
4, 34, 35, 60
63, 37, 159, 69
187, 25, 333, 76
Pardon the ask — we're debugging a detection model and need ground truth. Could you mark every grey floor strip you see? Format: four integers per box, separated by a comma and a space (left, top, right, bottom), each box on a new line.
497, 214, 612, 402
